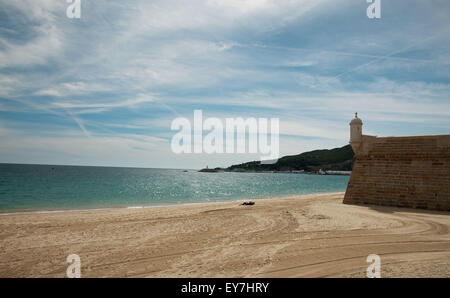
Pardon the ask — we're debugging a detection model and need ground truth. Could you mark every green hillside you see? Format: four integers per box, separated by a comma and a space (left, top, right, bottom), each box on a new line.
227, 144, 354, 172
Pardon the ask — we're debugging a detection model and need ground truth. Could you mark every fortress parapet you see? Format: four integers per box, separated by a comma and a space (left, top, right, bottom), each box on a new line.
344, 114, 450, 211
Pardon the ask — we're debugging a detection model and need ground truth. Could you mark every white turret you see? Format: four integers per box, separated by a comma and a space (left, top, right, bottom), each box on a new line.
349, 112, 362, 152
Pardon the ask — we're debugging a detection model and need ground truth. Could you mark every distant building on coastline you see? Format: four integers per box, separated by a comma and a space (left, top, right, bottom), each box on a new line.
344, 113, 450, 211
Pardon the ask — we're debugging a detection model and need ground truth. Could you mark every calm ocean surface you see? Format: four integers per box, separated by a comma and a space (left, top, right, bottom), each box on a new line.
0, 164, 349, 212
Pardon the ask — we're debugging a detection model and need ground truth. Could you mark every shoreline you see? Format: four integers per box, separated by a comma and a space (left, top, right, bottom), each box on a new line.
0, 191, 346, 216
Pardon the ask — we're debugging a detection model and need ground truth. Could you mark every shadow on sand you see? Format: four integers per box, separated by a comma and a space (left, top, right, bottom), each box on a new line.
348, 202, 450, 216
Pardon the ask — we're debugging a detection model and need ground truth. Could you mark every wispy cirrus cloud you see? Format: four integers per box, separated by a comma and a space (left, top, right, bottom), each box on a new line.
52, 93, 156, 110
0, 1, 65, 68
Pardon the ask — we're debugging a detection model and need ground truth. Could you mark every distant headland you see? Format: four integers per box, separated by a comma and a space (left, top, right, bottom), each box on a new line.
199, 144, 354, 175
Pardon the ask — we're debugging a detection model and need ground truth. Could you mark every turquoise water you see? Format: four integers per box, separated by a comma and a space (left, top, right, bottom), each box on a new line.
0, 164, 349, 212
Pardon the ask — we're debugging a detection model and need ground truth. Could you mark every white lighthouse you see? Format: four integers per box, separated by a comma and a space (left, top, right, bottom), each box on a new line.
349, 112, 362, 153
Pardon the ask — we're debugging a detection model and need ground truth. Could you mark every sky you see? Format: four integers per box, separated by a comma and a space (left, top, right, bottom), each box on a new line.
0, 0, 449, 169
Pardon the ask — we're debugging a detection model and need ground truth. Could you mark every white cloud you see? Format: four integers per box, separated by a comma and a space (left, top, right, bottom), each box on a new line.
0, 26, 62, 68
0, 128, 169, 167
0, 3, 63, 68
52, 93, 156, 109
34, 88, 62, 97
34, 82, 112, 98
280, 119, 347, 140
121, 0, 326, 35
0, 0, 64, 21
0, 74, 22, 97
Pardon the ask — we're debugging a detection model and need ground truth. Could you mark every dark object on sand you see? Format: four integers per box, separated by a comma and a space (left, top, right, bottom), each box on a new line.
242, 201, 255, 206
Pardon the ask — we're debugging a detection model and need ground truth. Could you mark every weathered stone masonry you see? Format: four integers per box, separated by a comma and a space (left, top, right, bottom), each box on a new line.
343, 114, 450, 211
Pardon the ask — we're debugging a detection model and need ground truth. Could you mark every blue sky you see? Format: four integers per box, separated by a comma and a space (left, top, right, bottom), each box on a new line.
0, 0, 449, 169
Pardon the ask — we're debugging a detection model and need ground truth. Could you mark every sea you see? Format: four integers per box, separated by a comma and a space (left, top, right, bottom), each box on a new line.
0, 164, 349, 212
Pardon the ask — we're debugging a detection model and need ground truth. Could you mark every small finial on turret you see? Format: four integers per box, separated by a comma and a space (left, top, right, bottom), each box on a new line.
355, 112, 358, 118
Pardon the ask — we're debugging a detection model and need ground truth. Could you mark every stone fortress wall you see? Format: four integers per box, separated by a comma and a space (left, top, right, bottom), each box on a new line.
343, 114, 450, 211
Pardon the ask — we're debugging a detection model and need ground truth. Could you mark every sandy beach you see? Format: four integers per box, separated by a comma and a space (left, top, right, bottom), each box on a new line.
0, 193, 449, 278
